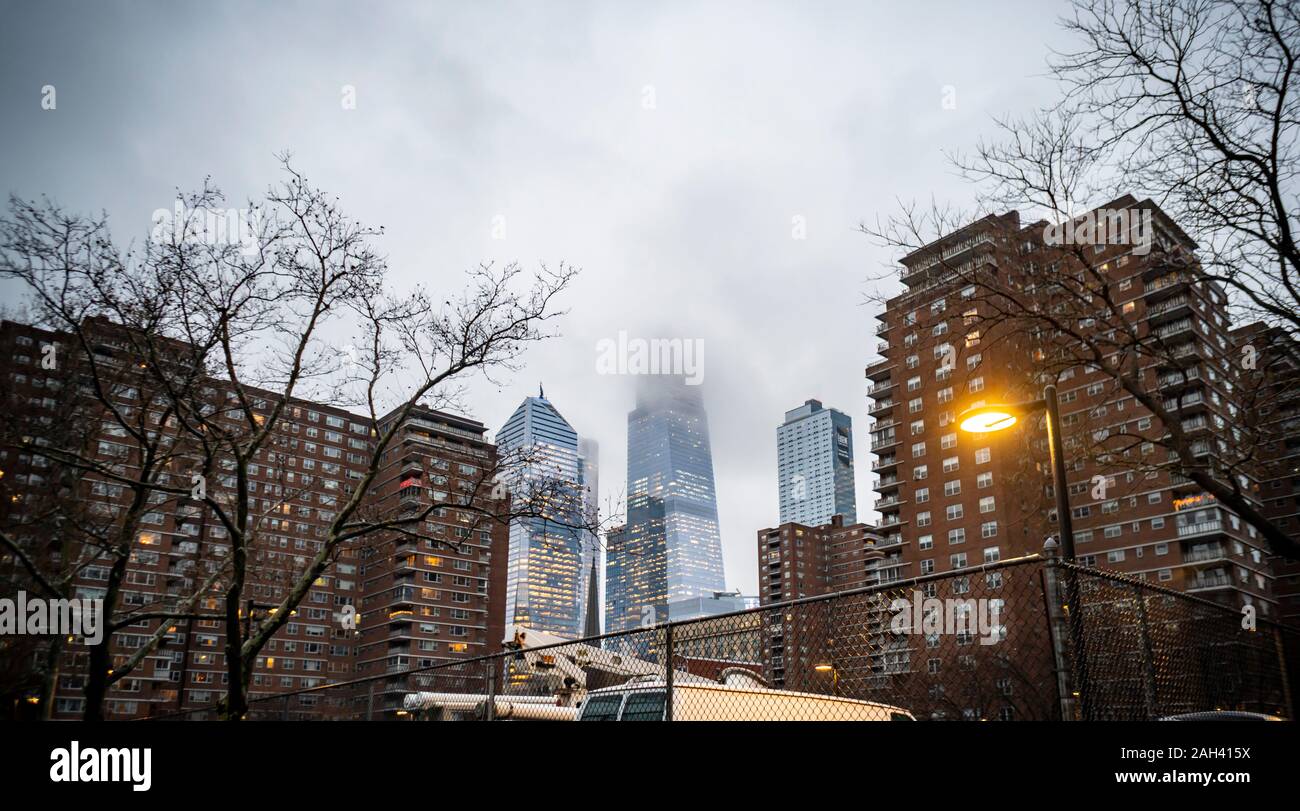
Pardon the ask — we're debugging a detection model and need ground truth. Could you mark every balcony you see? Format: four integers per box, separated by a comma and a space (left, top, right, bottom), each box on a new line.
1144, 272, 1190, 300
1153, 318, 1195, 340
866, 380, 897, 397
873, 456, 899, 472
1163, 391, 1206, 412
1178, 520, 1224, 539
868, 398, 895, 417
870, 431, 898, 451
1146, 295, 1191, 323
1183, 543, 1226, 562
1157, 367, 1201, 390
1187, 572, 1232, 591
866, 358, 895, 380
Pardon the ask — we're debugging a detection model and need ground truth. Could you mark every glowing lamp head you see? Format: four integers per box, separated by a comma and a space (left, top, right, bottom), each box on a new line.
813, 662, 835, 672
959, 409, 1019, 434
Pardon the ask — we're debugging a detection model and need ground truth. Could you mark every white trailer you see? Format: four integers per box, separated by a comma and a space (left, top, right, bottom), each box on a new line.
576, 671, 916, 721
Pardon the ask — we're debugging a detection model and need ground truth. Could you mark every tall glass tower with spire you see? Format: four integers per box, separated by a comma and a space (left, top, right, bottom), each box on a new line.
606, 376, 726, 633
496, 387, 587, 638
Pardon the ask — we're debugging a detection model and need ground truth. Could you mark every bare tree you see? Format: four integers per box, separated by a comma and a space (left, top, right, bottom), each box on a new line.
861, 0, 1300, 559
958, 0, 1300, 334
863, 197, 1300, 559
1063, 0, 1299, 332
0, 200, 234, 720
1, 158, 605, 719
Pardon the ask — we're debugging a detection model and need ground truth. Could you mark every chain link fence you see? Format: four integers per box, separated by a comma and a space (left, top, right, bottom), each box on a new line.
145, 553, 1298, 721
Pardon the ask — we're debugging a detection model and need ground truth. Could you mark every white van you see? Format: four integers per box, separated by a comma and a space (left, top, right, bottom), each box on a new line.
576, 673, 915, 721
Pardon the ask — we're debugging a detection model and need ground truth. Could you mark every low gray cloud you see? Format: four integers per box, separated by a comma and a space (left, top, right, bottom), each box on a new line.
0, 0, 1070, 594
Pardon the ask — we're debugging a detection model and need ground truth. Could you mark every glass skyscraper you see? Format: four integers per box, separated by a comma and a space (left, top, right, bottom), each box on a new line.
776, 399, 856, 526
496, 388, 588, 638
606, 376, 726, 633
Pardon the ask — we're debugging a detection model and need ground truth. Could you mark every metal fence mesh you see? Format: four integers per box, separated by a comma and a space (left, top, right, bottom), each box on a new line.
146, 554, 1298, 721
1058, 562, 1295, 721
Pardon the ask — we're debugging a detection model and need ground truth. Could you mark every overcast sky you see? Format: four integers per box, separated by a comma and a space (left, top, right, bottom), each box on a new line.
0, 0, 1074, 594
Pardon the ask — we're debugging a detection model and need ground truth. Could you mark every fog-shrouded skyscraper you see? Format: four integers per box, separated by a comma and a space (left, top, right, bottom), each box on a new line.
777, 399, 857, 526
496, 387, 586, 638
606, 376, 726, 633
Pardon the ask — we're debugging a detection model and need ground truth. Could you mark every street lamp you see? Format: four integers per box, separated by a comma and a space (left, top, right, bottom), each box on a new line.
958, 383, 1076, 560
813, 660, 839, 695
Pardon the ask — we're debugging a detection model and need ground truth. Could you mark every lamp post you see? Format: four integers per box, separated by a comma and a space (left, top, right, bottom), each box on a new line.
960, 384, 1091, 718
813, 661, 839, 696
958, 384, 1075, 559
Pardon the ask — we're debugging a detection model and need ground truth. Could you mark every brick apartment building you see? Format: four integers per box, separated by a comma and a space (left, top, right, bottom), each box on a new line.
755, 515, 886, 690
353, 404, 509, 717
1232, 322, 1300, 624
0, 318, 510, 719
865, 196, 1279, 616
754, 513, 1045, 717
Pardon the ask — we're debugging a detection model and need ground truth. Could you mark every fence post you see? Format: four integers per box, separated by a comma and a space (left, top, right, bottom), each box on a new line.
485, 659, 496, 721
664, 624, 674, 722
1132, 582, 1159, 719
1039, 539, 1075, 721
366, 681, 375, 721
282, 693, 290, 721
1274, 626, 1295, 721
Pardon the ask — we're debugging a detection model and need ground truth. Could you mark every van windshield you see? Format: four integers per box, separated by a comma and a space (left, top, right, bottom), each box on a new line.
578, 694, 623, 721
620, 691, 666, 721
